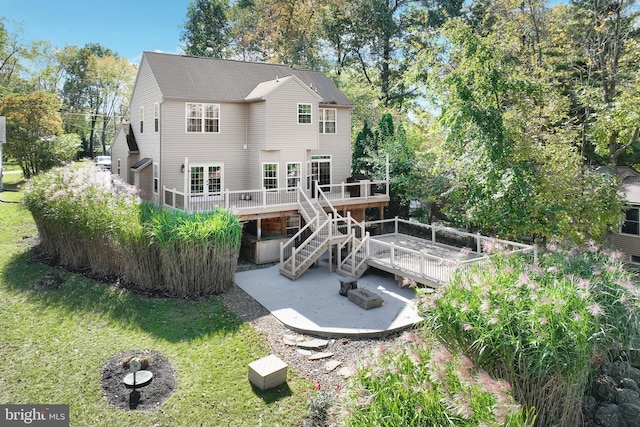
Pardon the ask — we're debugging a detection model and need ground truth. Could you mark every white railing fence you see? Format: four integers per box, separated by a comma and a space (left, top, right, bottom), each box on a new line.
362, 217, 537, 285
164, 179, 389, 214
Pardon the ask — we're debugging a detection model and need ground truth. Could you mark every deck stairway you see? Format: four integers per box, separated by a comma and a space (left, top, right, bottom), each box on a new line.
280, 186, 367, 280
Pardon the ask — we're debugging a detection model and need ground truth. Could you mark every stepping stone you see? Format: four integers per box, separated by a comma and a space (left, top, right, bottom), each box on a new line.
309, 352, 334, 360
297, 339, 329, 350
283, 335, 302, 346
338, 366, 357, 378
325, 360, 342, 371
296, 349, 312, 356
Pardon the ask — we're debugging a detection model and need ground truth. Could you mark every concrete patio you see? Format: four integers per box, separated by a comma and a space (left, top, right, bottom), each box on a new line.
234, 255, 424, 338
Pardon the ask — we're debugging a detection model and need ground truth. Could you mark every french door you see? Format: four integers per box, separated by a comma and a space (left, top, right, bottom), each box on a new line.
190, 165, 223, 196
307, 155, 331, 193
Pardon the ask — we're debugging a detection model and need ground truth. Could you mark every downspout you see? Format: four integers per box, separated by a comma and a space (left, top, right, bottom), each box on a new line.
159, 101, 163, 205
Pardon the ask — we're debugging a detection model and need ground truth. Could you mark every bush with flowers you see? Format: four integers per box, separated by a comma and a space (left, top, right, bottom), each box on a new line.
339, 331, 533, 426
304, 381, 340, 427
22, 161, 242, 296
419, 240, 640, 426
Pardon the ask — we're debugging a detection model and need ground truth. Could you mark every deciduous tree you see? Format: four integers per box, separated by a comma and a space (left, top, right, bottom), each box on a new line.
0, 91, 79, 177
181, 0, 230, 57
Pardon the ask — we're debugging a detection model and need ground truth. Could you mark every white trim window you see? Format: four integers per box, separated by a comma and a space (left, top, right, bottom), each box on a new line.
186, 103, 220, 133
298, 103, 312, 124
263, 163, 278, 189
190, 165, 223, 195
139, 106, 144, 133
117, 159, 121, 175
286, 162, 301, 190
154, 103, 159, 132
153, 162, 159, 194
319, 108, 336, 134
622, 206, 640, 235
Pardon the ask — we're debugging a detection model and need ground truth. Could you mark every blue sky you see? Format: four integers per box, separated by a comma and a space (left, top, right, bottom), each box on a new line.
2, 0, 193, 65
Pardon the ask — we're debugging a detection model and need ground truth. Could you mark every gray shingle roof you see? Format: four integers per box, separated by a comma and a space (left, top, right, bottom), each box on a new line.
143, 52, 352, 106
130, 157, 152, 171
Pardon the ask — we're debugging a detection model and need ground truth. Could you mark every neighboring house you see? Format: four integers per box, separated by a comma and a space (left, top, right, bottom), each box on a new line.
611, 166, 640, 265
111, 52, 389, 267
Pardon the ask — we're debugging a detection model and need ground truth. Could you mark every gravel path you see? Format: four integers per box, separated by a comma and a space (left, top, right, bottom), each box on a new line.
221, 282, 409, 392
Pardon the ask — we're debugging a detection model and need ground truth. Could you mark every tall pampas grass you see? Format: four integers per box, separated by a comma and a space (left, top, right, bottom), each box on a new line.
22, 162, 242, 296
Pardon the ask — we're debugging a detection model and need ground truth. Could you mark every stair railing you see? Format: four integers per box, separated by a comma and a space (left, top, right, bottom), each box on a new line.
338, 231, 370, 277
282, 217, 332, 276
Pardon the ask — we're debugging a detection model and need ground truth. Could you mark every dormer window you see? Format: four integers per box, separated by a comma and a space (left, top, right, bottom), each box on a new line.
298, 103, 312, 124
186, 103, 220, 133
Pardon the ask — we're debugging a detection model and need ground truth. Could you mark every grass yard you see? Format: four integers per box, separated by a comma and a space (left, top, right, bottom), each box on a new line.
0, 173, 309, 426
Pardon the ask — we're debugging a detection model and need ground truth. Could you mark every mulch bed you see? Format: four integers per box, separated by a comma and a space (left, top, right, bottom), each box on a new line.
100, 350, 177, 411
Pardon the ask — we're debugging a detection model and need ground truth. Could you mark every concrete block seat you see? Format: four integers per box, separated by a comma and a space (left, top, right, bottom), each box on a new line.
248, 354, 288, 391
348, 288, 383, 309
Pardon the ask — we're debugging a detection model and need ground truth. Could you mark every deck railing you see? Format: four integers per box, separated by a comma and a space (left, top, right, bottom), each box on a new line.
366, 217, 536, 259
163, 186, 300, 212
366, 238, 462, 284
359, 217, 537, 285
317, 180, 389, 201
163, 180, 389, 214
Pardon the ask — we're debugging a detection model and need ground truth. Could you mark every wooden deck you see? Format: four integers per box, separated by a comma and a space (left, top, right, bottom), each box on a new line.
367, 233, 487, 286
163, 181, 390, 220
339, 218, 536, 287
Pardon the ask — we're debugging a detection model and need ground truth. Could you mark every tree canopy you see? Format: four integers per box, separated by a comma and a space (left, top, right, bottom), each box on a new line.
0, 91, 79, 177
2, 0, 638, 243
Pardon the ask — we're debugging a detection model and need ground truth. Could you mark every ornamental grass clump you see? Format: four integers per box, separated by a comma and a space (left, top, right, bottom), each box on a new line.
339, 331, 533, 426
116, 202, 163, 289
22, 161, 139, 276
146, 208, 242, 296
22, 162, 242, 296
420, 241, 640, 426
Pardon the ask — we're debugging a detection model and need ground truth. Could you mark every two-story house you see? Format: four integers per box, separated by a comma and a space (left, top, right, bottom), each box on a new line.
111, 52, 389, 267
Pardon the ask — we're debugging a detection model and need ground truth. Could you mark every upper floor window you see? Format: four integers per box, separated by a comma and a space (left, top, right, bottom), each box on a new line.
298, 103, 312, 124
319, 108, 336, 134
117, 159, 121, 175
263, 163, 278, 189
186, 103, 220, 133
139, 106, 144, 133
154, 103, 159, 132
622, 206, 640, 235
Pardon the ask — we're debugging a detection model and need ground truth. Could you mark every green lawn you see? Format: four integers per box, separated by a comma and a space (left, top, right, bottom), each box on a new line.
0, 175, 309, 426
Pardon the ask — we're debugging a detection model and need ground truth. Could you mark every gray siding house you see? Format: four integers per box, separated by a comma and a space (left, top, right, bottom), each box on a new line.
611, 167, 640, 265
111, 52, 389, 265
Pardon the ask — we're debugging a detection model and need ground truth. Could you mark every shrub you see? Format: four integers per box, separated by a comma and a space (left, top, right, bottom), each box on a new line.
22, 162, 242, 296
339, 331, 533, 426
22, 161, 139, 275
116, 202, 163, 289
304, 381, 337, 427
147, 208, 242, 295
419, 241, 640, 426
